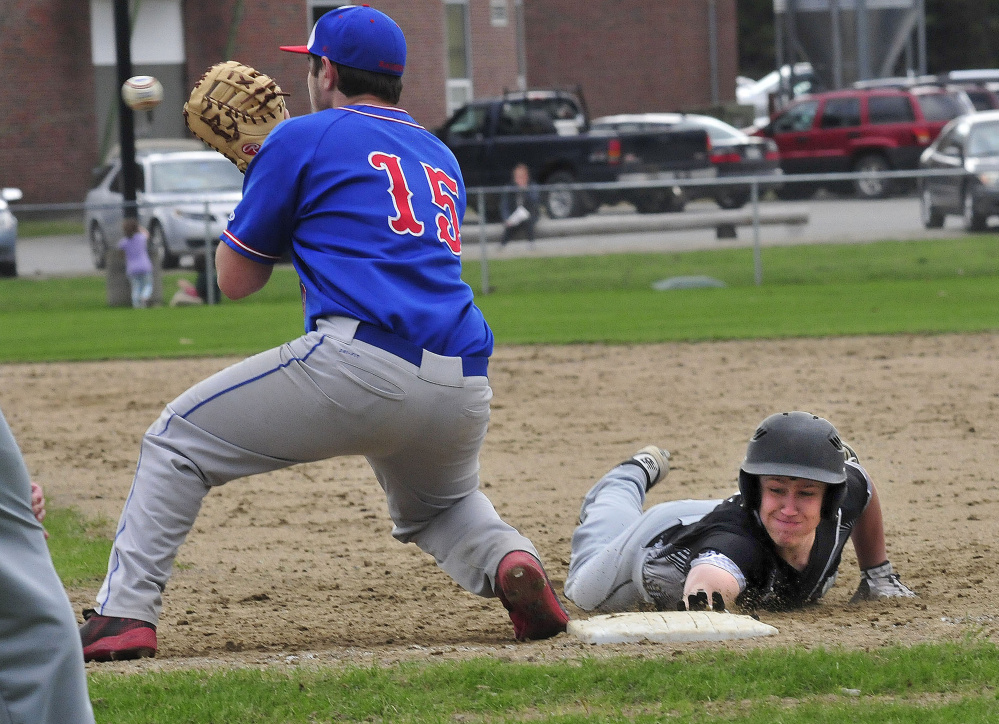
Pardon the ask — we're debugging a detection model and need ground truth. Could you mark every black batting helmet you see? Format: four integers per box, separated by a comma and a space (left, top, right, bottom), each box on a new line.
738, 411, 849, 519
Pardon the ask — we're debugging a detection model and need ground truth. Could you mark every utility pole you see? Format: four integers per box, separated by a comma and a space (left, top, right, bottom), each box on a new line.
114, 0, 137, 219
109, 0, 162, 307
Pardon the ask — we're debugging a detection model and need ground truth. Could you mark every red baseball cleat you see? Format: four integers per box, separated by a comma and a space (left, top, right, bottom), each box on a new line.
496, 551, 570, 641
79, 609, 157, 662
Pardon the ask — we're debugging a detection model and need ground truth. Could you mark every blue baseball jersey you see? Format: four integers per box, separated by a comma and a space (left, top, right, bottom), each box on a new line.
222, 104, 493, 359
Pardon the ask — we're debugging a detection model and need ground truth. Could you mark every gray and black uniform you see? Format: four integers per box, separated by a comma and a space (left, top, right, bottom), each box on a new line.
564, 459, 871, 613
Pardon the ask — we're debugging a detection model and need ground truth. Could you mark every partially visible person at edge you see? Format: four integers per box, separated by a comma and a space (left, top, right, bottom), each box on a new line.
499, 163, 540, 246
117, 217, 154, 308
565, 411, 916, 614
0, 406, 95, 722
78, 5, 568, 663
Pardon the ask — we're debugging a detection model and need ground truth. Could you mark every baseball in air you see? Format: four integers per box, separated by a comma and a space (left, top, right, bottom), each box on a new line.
121, 76, 164, 111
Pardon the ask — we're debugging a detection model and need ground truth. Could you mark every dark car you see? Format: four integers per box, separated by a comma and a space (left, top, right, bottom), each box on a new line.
919, 110, 999, 231
756, 87, 974, 199
591, 113, 782, 209
435, 90, 712, 219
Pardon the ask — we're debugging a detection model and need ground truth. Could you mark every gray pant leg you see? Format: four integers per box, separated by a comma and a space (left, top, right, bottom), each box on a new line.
359, 339, 537, 597
564, 463, 720, 612
99, 322, 537, 621
0, 409, 94, 724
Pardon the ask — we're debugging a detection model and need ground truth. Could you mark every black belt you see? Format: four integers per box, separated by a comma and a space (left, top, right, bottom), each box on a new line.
353, 322, 488, 377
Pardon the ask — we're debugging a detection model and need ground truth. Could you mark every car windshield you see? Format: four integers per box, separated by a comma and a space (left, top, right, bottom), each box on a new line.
967, 121, 999, 156
446, 105, 489, 137
149, 159, 244, 193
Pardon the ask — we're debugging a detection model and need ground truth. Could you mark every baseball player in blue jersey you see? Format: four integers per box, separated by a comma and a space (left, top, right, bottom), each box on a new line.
565, 412, 915, 614
80, 5, 568, 661
0, 406, 95, 722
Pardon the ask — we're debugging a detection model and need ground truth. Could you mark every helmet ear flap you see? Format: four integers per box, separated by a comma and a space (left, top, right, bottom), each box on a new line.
821, 482, 848, 519
738, 470, 760, 512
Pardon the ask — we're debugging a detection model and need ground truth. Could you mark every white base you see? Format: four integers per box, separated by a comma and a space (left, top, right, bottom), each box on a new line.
567, 610, 778, 644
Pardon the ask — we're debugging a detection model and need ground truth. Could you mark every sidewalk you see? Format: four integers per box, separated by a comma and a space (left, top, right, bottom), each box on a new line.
14, 234, 94, 277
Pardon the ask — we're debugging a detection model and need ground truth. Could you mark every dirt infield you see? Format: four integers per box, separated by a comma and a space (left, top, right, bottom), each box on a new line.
3, 332, 998, 671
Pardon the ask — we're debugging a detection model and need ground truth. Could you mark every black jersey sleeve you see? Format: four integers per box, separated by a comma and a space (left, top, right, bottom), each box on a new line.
670, 498, 774, 587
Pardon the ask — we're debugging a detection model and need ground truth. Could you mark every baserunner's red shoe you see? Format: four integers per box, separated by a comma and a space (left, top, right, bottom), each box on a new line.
496, 551, 570, 641
79, 608, 157, 662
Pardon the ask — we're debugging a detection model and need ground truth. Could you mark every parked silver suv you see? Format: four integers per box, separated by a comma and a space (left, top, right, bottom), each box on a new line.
84, 140, 244, 269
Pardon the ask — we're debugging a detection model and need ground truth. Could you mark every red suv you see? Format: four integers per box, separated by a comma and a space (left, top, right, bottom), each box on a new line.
756, 87, 974, 198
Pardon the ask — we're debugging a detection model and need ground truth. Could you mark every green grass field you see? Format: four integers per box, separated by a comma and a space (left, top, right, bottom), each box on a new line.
6, 236, 999, 722
2, 236, 998, 362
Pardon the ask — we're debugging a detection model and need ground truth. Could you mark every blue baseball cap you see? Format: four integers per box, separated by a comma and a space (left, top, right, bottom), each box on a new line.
280, 5, 406, 77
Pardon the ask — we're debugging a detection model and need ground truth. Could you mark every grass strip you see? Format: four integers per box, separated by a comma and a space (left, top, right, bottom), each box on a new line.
84, 643, 999, 723
2, 237, 999, 362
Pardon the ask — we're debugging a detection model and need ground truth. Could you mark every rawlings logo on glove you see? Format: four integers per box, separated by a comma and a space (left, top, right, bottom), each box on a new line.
183, 60, 289, 172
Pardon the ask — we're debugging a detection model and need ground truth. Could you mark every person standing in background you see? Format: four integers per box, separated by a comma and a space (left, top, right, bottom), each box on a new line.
117, 218, 154, 308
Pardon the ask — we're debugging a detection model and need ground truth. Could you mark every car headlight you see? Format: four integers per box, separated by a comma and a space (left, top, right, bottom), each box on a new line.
976, 171, 999, 187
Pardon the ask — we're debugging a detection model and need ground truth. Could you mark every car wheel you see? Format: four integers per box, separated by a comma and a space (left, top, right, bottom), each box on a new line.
774, 182, 816, 200
89, 223, 108, 270
483, 195, 503, 224
633, 187, 684, 214
715, 188, 750, 209
962, 187, 988, 232
920, 186, 944, 229
149, 222, 179, 269
852, 154, 893, 199
543, 170, 583, 220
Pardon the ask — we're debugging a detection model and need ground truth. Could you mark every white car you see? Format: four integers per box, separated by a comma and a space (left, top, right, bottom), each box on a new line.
84, 140, 244, 269
0, 187, 22, 277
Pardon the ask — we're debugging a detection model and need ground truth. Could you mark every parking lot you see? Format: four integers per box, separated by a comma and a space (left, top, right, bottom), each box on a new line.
13, 194, 972, 277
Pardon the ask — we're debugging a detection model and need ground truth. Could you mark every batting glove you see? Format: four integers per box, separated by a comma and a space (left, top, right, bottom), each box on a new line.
623, 446, 670, 492
850, 561, 916, 603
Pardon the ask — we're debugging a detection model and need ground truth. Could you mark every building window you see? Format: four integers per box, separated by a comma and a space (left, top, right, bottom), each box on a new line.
445, 0, 473, 115
490, 0, 509, 27
445, 1, 471, 80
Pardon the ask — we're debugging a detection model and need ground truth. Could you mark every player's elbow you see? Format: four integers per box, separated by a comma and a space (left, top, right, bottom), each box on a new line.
215, 244, 273, 299
217, 274, 254, 300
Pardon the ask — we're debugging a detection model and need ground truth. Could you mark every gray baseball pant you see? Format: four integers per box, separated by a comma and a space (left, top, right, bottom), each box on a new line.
565, 462, 720, 612
0, 407, 95, 724
95, 316, 538, 625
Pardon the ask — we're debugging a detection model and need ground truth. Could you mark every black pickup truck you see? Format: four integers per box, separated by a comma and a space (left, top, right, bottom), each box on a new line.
434, 90, 714, 219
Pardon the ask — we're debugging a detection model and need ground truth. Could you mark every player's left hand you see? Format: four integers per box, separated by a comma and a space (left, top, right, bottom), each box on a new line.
30, 481, 45, 523
30, 481, 49, 539
183, 60, 289, 172
850, 560, 915, 602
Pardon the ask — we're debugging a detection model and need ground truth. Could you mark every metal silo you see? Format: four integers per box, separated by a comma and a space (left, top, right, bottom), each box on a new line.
774, 0, 927, 90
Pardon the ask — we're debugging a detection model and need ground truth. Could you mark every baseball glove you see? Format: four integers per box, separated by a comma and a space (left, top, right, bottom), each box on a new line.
183, 60, 288, 172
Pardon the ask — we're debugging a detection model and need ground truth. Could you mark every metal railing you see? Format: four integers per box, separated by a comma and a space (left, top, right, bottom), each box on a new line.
14, 198, 223, 304
8, 167, 973, 297
466, 166, 969, 290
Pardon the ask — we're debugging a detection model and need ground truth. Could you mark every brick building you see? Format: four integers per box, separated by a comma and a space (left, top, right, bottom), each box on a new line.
524, 0, 739, 118
1, 0, 736, 205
